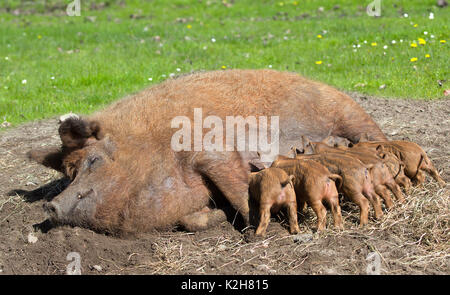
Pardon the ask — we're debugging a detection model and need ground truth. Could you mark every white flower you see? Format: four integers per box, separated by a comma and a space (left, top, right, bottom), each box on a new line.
391, 40, 396, 44
211, 38, 216, 42
364, 40, 367, 44
203, 46, 207, 50
424, 31, 428, 35
148, 77, 152, 81
357, 44, 361, 48
400, 39, 403, 42
430, 34, 435, 38
353, 44, 356, 48
268, 65, 272, 68
322, 30, 327, 34
383, 45, 388, 49
283, 36, 288, 40
162, 74, 167, 78
169, 73, 175, 78
22, 79, 27, 84
50, 76, 55, 80
403, 13, 408, 18
429, 12, 434, 20
4, 57, 8, 60
176, 68, 181, 72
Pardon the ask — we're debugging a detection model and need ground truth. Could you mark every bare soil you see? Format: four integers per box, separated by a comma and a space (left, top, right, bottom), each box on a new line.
0, 93, 448, 275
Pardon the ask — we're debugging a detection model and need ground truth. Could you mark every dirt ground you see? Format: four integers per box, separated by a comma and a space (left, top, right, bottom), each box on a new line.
0, 93, 448, 275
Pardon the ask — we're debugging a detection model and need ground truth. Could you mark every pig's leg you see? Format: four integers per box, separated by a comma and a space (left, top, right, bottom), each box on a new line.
255, 203, 272, 237
328, 196, 343, 229
193, 152, 250, 225
179, 207, 227, 231
309, 200, 327, 231
344, 190, 370, 226
374, 185, 394, 209
286, 200, 300, 235
362, 190, 384, 220
422, 160, 446, 187
385, 180, 405, 204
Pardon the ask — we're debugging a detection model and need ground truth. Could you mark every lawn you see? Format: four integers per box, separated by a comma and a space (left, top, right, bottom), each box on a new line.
0, 0, 448, 126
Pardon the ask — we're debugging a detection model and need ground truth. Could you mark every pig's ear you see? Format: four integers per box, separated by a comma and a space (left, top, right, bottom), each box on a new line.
301, 137, 315, 154
249, 161, 265, 172
288, 175, 295, 183
58, 117, 103, 148
27, 147, 64, 172
301, 136, 312, 148
248, 171, 259, 183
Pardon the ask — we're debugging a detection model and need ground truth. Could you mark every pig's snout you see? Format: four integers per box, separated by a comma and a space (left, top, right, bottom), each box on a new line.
44, 202, 61, 220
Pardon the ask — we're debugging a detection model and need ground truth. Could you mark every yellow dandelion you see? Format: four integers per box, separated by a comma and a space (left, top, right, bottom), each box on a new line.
410, 43, 418, 48
317, 34, 323, 39
440, 40, 446, 43
278, 2, 284, 6
186, 24, 192, 29
221, 65, 227, 69
418, 38, 426, 45
315, 61, 323, 65
425, 54, 430, 58
371, 42, 377, 46
37, 35, 42, 39
410, 57, 418, 62
413, 24, 418, 28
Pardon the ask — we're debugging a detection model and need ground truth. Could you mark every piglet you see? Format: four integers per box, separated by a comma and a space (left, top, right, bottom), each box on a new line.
248, 168, 300, 237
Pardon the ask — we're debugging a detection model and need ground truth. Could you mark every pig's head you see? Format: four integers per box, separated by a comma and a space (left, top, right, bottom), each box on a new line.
43, 136, 118, 229
28, 117, 131, 232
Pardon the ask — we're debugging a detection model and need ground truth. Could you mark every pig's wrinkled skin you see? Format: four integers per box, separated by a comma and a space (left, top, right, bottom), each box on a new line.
352, 140, 446, 187
28, 70, 387, 234
248, 168, 299, 237
303, 140, 406, 209
271, 157, 344, 231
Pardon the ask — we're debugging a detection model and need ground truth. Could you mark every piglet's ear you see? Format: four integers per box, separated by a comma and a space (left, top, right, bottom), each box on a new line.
58, 116, 103, 149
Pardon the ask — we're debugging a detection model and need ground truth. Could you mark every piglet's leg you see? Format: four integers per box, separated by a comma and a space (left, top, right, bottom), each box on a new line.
193, 151, 250, 225
286, 201, 300, 235
255, 203, 272, 237
309, 200, 327, 231
328, 196, 344, 230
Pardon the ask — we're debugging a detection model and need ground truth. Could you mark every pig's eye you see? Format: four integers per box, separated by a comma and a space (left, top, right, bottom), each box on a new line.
87, 156, 101, 168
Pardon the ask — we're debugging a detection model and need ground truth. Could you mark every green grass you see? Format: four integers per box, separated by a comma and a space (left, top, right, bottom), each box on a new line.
0, 0, 448, 126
